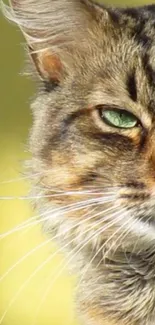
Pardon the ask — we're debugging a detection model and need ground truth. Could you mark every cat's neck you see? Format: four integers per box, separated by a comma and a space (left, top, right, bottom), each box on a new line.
40, 205, 155, 325
76, 248, 155, 325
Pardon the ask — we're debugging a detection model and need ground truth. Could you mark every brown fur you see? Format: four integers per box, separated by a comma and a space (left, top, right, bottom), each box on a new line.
3, 1, 155, 324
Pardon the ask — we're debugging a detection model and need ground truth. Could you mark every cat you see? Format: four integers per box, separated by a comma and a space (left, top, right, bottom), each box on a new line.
2, 0, 155, 324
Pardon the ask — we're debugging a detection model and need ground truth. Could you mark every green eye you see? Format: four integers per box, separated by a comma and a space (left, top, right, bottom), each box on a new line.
100, 108, 138, 129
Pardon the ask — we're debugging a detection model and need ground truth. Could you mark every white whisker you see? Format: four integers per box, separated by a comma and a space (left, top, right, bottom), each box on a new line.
0, 171, 42, 185
0, 201, 118, 324
0, 238, 52, 283
0, 191, 116, 200
0, 195, 115, 239
31, 205, 124, 325
82, 217, 134, 300
0, 204, 110, 283
77, 208, 129, 289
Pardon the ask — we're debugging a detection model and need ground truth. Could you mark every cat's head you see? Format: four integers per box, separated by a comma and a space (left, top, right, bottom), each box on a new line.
3, 0, 155, 251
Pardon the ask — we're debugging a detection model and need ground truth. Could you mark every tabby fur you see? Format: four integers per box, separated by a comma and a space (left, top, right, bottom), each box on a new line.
2, 1, 155, 324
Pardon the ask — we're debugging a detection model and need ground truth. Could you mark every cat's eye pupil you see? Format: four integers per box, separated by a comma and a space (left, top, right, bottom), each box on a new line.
100, 108, 138, 129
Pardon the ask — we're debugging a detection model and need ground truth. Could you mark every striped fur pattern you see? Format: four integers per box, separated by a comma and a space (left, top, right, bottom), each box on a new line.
2, 1, 155, 324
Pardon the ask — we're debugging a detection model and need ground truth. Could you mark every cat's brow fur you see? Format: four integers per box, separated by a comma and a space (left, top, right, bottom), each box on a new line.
3, 1, 155, 325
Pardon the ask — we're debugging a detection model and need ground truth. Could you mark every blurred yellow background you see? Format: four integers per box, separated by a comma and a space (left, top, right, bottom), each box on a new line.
0, 1, 154, 324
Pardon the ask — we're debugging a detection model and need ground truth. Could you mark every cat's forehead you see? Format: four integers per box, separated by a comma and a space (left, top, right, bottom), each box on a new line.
108, 6, 155, 55
81, 5, 155, 77
92, 7, 155, 112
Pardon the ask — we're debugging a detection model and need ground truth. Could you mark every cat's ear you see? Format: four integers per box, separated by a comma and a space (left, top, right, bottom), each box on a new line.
2, 0, 112, 83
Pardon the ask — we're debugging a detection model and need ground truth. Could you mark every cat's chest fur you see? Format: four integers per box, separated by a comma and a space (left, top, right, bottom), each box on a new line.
42, 209, 155, 325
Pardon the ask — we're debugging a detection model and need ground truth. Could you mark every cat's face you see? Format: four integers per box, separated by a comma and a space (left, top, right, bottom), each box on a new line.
4, 2, 155, 324
4, 0, 155, 250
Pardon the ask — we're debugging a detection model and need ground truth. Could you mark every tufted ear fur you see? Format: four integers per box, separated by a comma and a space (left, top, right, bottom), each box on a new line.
1, 0, 114, 83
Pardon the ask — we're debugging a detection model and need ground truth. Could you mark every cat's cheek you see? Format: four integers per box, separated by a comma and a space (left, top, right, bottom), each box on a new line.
44, 165, 79, 188
42, 151, 98, 189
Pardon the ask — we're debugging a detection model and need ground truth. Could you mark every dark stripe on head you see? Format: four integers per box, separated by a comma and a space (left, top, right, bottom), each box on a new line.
127, 72, 137, 102
108, 9, 120, 24
134, 31, 152, 49
122, 8, 153, 49
142, 53, 155, 87
132, 18, 152, 49
144, 5, 155, 14
123, 6, 155, 18
122, 8, 139, 20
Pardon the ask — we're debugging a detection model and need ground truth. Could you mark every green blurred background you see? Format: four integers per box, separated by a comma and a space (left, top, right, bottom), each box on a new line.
0, 1, 154, 324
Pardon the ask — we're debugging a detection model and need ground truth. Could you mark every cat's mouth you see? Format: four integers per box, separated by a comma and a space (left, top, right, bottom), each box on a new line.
127, 210, 155, 241
116, 188, 155, 240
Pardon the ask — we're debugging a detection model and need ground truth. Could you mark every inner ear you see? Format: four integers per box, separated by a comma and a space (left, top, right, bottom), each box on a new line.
3, 0, 117, 85
29, 47, 64, 84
